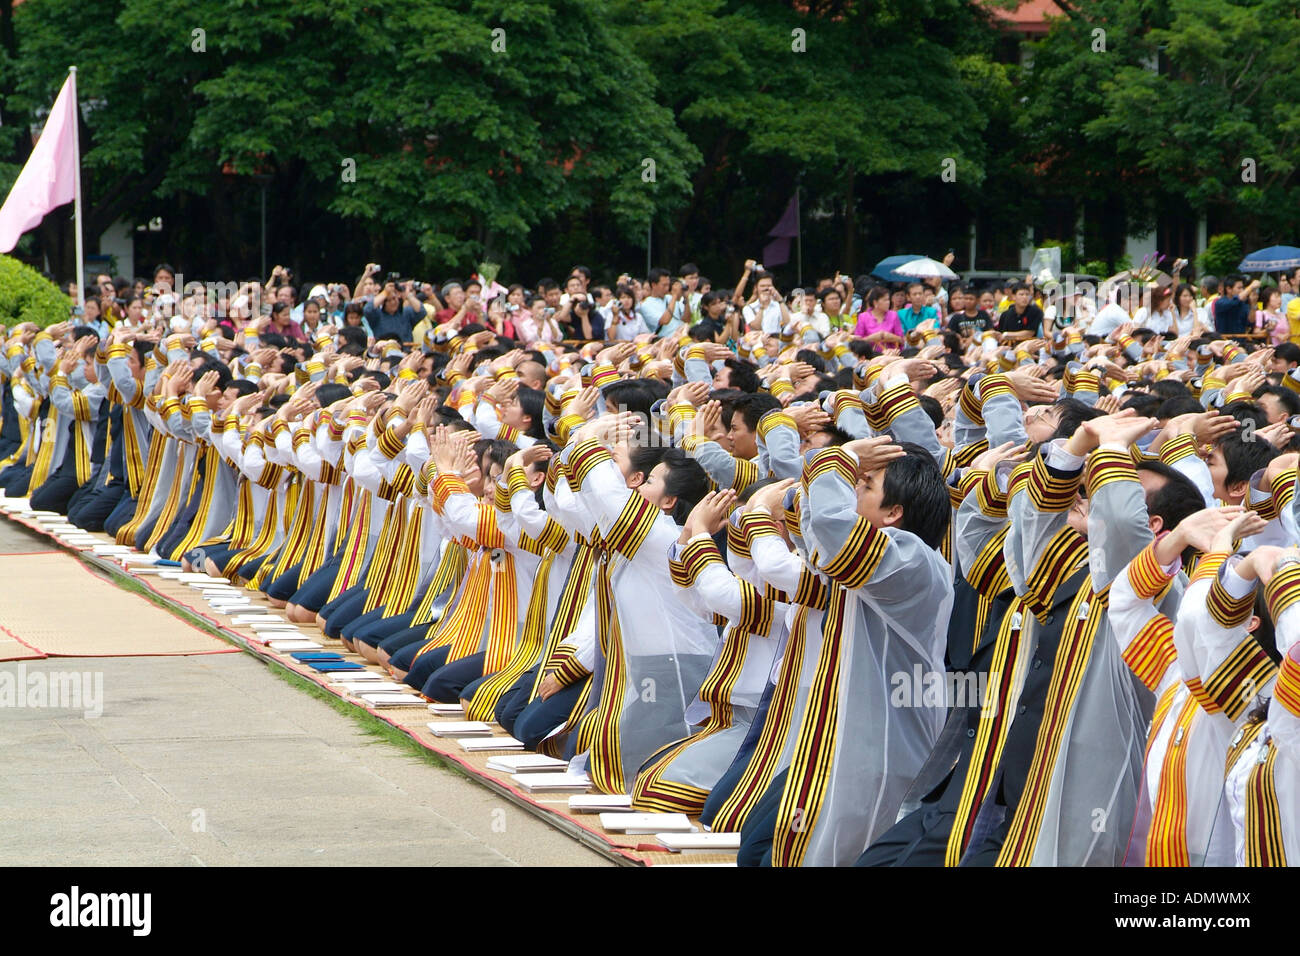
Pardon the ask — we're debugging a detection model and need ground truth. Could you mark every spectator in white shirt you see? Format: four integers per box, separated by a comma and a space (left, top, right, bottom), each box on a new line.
1088, 285, 1133, 338
1132, 285, 1175, 334
607, 284, 649, 340
1168, 282, 1206, 336
742, 272, 786, 334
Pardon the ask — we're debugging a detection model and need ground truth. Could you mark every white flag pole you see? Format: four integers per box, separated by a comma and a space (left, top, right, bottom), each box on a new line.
69, 66, 84, 311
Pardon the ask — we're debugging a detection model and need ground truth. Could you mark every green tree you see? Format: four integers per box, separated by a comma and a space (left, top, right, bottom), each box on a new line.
9, 0, 698, 277
1086, 0, 1300, 250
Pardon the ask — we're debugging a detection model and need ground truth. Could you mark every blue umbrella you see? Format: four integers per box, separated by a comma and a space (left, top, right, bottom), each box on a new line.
870, 254, 927, 283
1238, 245, 1300, 272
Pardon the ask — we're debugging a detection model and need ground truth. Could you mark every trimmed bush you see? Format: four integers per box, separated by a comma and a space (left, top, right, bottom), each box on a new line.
0, 255, 71, 329
1197, 234, 1242, 279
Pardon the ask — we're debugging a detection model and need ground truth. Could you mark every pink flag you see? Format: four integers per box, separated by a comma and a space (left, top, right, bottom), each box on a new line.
0, 72, 79, 253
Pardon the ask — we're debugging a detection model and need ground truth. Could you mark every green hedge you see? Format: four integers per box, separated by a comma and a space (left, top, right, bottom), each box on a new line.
1197, 234, 1242, 279
0, 255, 71, 329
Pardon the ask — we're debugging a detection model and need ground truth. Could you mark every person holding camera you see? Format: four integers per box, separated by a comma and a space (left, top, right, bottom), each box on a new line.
364, 275, 423, 344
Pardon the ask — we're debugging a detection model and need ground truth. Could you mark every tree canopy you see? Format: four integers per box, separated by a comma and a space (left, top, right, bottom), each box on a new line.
1, 0, 1298, 282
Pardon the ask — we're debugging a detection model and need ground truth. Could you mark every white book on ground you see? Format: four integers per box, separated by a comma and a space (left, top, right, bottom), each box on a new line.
359, 692, 427, 707
458, 736, 524, 752
342, 681, 407, 694
487, 754, 568, 774
599, 812, 696, 834
427, 703, 464, 716
510, 772, 591, 793
426, 720, 492, 737
264, 639, 322, 650
656, 832, 740, 852
92, 545, 130, 554
121, 554, 158, 565
568, 794, 634, 813
328, 671, 386, 683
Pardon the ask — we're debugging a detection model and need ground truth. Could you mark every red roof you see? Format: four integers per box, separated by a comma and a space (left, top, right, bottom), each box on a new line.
982, 0, 1065, 35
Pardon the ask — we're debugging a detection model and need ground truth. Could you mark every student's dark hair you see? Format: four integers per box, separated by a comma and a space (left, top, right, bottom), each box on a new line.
1119, 392, 1161, 416
357, 370, 391, 390
194, 356, 232, 390
71, 324, 99, 342
795, 349, 827, 373
1048, 397, 1106, 442
227, 378, 259, 397
835, 367, 856, 388
471, 345, 506, 367
1253, 588, 1280, 665
1253, 383, 1300, 417
339, 341, 366, 357
1220, 400, 1269, 430
1010, 281, 1029, 294
688, 323, 714, 342
602, 378, 661, 422
131, 340, 153, 367
476, 438, 516, 475
268, 393, 290, 410
315, 383, 352, 408
1217, 430, 1278, 487
658, 448, 710, 525
917, 394, 945, 429
731, 391, 783, 431
721, 357, 760, 393
1273, 342, 1300, 366
880, 442, 951, 550
1150, 378, 1192, 401
816, 423, 854, 446
627, 445, 665, 485
1136, 461, 1204, 534
1154, 395, 1203, 420
437, 409, 476, 431
848, 339, 874, 359
515, 385, 545, 439
646, 267, 671, 286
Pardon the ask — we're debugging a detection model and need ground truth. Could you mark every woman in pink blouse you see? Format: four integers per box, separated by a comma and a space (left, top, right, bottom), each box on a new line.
1255, 287, 1288, 345
854, 286, 905, 350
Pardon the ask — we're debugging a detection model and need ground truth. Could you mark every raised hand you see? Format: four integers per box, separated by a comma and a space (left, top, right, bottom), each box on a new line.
788, 402, 831, 436
685, 489, 738, 538
843, 435, 906, 474
1207, 509, 1268, 555
971, 439, 1030, 473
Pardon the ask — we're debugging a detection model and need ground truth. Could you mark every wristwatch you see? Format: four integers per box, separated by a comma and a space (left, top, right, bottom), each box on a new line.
1275, 553, 1300, 572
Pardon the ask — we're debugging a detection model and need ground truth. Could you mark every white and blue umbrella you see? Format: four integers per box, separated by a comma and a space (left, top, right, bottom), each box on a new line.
1238, 245, 1300, 272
